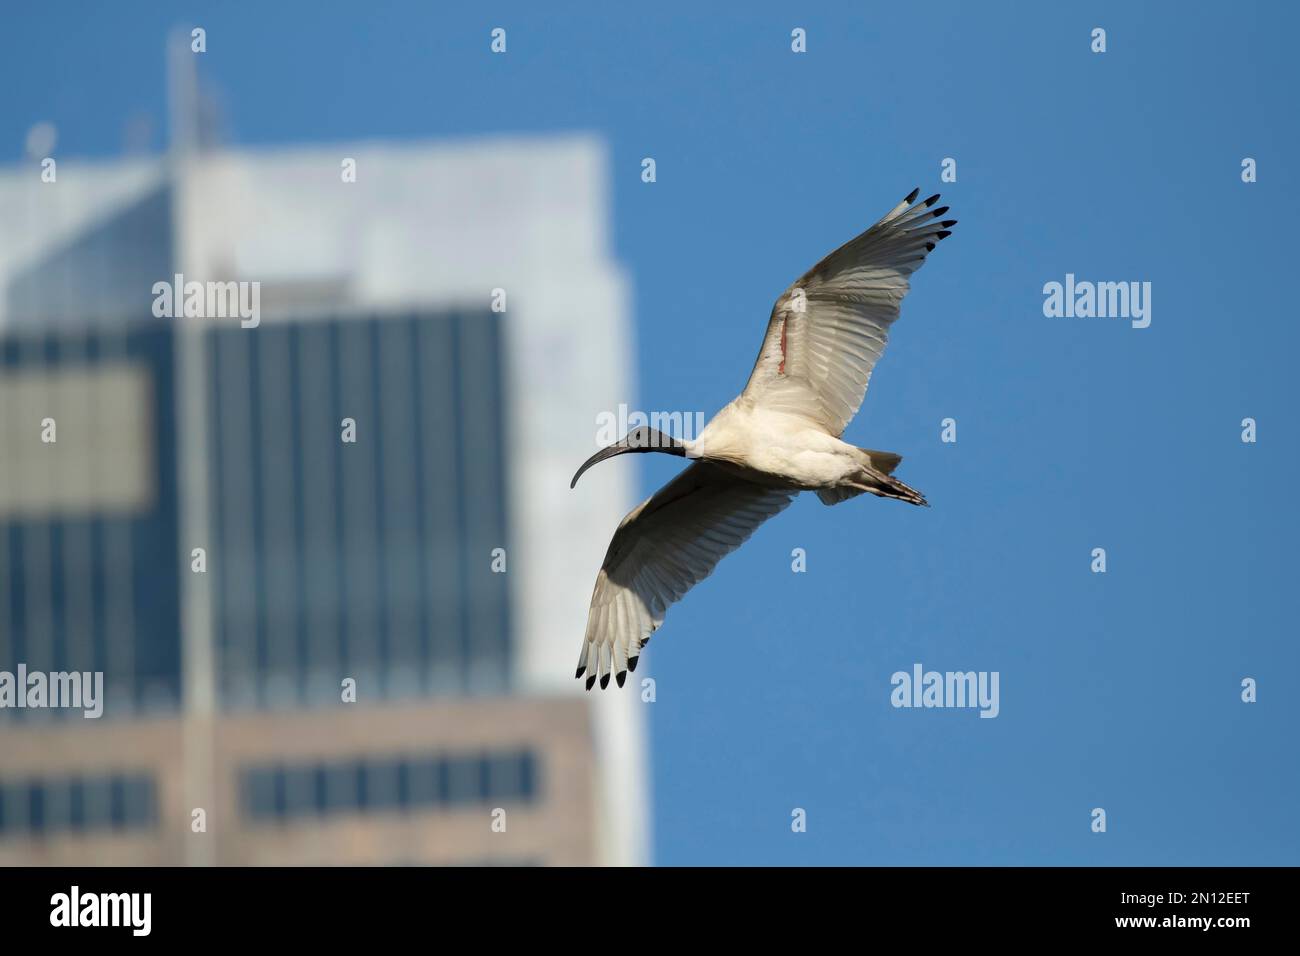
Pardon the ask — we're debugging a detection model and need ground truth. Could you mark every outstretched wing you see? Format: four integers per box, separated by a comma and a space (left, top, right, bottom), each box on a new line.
576, 462, 795, 689
741, 188, 956, 436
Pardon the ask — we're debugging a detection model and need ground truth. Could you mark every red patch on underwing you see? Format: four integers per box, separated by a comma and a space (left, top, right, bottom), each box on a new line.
778, 317, 787, 375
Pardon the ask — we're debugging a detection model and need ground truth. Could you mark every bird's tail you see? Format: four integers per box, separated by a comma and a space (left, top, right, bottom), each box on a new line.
860, 448, 902, 474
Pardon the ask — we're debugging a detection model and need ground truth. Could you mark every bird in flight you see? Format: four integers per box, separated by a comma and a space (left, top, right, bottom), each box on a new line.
570, 188, 955, 689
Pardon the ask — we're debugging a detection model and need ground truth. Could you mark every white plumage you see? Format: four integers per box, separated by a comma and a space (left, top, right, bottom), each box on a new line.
571, 188, 956, 689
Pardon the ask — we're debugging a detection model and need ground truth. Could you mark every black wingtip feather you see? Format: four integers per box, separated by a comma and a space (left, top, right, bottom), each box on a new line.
936, 230, 952, 240
931, 206, 949, 218
616, 671, 626, 688
925, 242, 935, 252
924, 193, 940, 207
628, 656, 639, 673
585, 674, 597, 691
575, 665, 586, 680
904, 187, 920, 203
600, 673, 610, 689
940, 219, 957, 228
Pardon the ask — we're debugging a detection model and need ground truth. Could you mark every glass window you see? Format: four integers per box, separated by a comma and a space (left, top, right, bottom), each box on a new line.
28, 782, 46, 833
120, 775, 155, 827
244, 767, 275, 820
236, 748, 540, 822
322, 762, 359, 814
406, 758, 438, 810
444, 754, 484, 806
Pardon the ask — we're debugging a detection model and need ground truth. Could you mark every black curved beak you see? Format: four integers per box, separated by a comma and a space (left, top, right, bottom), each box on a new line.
570, 442, 636, 489
570, 428, 685, 488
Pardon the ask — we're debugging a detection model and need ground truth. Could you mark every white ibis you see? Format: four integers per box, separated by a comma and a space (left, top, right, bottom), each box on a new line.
571, 188, 955, 689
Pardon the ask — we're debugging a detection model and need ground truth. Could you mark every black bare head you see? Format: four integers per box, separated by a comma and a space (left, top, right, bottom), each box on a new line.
570, 426, 686, 488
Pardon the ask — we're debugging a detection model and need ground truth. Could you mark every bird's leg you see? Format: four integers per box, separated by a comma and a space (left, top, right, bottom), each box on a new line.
850, 475, 929, 507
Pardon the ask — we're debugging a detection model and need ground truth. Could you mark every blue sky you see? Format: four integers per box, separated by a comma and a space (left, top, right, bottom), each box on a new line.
6, 2, 1297, 865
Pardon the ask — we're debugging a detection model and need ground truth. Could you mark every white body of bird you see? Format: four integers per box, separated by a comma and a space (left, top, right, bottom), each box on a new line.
570, 187, 955, 688
685, 402, 884, 492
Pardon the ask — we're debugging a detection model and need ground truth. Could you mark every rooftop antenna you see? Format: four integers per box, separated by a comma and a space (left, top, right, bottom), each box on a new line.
166, 27, 201, 159
168, 25, 218, 868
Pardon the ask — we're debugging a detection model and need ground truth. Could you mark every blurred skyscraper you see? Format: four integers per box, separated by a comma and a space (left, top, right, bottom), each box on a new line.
0, 41, 646, 865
